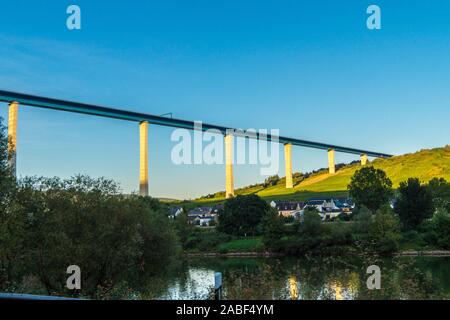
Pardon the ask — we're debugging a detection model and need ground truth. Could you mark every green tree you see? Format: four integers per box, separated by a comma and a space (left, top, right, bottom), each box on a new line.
261, 208, 284, 248
174, 206, 193, 248
0, 118, 21, 288
395, 178, 434, 229
263, 175, 280, 187
348, 166, 393, 212
217, 194, 270, 236
369, 206, 401, 254
427, 208, 450, 249
427, 178, 450, 212
1, 175, 179, 297
0, 118, 16, 206
352, 206, 373, 242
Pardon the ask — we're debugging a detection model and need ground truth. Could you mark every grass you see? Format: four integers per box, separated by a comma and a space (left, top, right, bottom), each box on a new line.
219, 237, 264, 252
194, 145, 450, 202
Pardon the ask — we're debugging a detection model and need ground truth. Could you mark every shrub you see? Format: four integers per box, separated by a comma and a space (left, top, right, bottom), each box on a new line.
185, 229, 232, 251
261, 208, 284, 248
369, 206, 402, 254
427, 208, 450, 249
1, 175, 179, 297
277, 211, 352, 255
351, 206, 373, 239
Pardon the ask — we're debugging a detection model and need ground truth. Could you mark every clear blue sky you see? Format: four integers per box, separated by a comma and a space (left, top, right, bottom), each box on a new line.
0, 0, 449, 199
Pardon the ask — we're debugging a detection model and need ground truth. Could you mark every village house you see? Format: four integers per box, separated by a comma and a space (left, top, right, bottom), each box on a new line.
270, 201, 305, 217
168, 206, 183, 219
188, 206, 218, 226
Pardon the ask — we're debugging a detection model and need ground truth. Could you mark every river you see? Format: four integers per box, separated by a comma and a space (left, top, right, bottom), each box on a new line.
140, 256, 450, 300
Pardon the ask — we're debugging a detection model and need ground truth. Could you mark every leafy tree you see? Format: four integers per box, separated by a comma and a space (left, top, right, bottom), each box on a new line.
368, 206, 401, 254
0, 118, 16, 207
352, 206, 373, 240
395, 178, 434, 229
217, 195, 270, 236
427, 208, 450, 249
427, 178, 450, 212
261, 208, 284, 248
348, 166, 393, 212
351, 205, 401, 254
174, 206, 193, 248
1, 175, 179, 297
0, 118, 21, 288
263, 175, 280, 187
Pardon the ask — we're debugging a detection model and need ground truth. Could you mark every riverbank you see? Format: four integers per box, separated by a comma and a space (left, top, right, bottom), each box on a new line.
396, 250, 450, 257
184, 250, 450, 258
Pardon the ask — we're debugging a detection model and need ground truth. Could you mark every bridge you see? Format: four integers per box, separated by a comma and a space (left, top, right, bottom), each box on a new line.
0, 90, 392, 198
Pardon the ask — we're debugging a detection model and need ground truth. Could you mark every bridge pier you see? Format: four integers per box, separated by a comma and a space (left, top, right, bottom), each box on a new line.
139, 121, 149, 196
328, 149, 335, 174
225, 134, 234, 199
361, 153, 368, 166
284, 143, 293, 189
8, 102, 19, 176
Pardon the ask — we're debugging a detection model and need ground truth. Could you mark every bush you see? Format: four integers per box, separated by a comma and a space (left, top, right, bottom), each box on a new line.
352, 206, 373, 240
1, 175, 179, 297
369, 206, 401, 254
427, 208, 450, 249
185, 229, 232, 251
351, 205, 401, 254
428, 178, 450, 212
261, 208, 284, 248
276, 211, 352, 255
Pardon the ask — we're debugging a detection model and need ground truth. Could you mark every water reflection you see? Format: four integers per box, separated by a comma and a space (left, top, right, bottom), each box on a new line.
145, 256, 450, 300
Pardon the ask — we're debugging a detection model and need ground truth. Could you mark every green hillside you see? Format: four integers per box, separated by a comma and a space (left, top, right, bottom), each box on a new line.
196, 146, 450, 203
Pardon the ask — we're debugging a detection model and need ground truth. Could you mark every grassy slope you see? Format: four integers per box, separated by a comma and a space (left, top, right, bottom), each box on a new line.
194, 146, 450, 203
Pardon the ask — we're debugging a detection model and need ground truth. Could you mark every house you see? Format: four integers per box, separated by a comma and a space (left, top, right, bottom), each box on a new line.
212, 203, 224, 214
188, 206, 217, 224
334, 198, 354, 213
304, 199, 327, 213
194, 215, 217, 227
188, 206, 213, 218
270, 201, 305, 217
168, 206, 183, 218
304, 198, 341, 213
303, 199, 344, 220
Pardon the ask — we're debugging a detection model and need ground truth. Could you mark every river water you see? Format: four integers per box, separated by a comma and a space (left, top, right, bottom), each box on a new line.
142, 256, 450, 300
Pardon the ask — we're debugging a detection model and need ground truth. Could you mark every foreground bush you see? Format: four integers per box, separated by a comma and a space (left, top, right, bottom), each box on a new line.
273, 210, 353, 255
426, 208, 450, 249
0, 175, 178, 297
368, 206, 402, 253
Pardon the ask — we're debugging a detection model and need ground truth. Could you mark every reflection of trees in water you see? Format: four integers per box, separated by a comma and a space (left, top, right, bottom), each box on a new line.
140, 256, 449, 300
356, 257, 446, 300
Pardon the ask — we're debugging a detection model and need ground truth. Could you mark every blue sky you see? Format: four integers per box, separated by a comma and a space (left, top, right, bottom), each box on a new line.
0, 0, 449, 199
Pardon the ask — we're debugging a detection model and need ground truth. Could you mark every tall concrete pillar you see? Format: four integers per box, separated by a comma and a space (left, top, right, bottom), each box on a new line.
328, 149, 335, 174
139, 121, 149, 196
284, 143, 293, 189
360, 154, 368, 166
8, 102, 19, 176
225, 134, 234, 199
